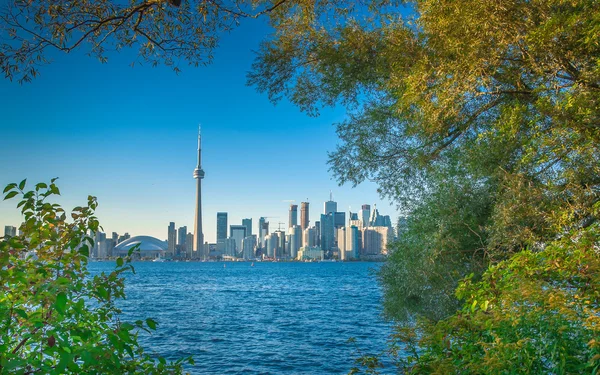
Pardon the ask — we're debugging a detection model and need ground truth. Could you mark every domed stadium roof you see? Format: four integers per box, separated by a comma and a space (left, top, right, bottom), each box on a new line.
114, 236, 167, 252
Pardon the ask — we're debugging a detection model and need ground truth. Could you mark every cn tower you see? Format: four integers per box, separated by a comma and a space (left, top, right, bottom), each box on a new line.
193, 127, 205, 259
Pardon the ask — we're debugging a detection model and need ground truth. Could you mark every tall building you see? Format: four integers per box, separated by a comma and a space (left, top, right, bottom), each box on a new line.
300, 202, 310, 230
337, 227, 347, 261
4, 225, 16, 238
242, 235, 257, 260
334, 212, 346, 228
289, 225, 302, 259
230, 225, 247, 257
303, 227, 316, 247
177, 226, 187, 247
289, 204, 298, 228
360, 204, 371, 228
362, 226, 392, 257
320, 213, 335, 251
324, 191, 337, 214
242, 218, 252, 237
186, 232, 194, 257
217, 212, 228, 242
193, 127, 205, 259
347, 225, 360, 259
168, 222, 176, 255
259, 217, 269, 247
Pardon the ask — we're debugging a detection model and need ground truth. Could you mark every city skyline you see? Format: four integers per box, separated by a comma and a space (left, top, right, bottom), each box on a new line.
0, 20, 396, 243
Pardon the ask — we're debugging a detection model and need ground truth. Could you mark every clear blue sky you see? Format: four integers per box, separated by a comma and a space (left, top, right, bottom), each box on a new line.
0, 17, 396, 243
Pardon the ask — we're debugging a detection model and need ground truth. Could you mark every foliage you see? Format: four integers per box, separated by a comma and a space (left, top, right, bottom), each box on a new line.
0, 179, 192, 374
0, 0, 292, 83
359, 225, 600, 374
250, 0, 600, 321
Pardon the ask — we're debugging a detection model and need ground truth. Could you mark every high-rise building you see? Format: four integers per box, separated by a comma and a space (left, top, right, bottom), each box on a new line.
230, 225, 247, 257
324, 191, 337, 214
168, 222, 176, 255
242, 218, 252, 237
337, 227, 347, 261
300, 202, 309, 230
320, 213, 335, 251
186, 232, 194, 257
274, 230, 286, 258
289, 204, 298, 228
259, 217, 269, 247
266, 232, 279, 258
289, 225, 302, 259
242, 235, 257, 260
303, 227, 316, 247
360, 204, 371, 228
347, 225, 360, 259
112, 232, 119, 244
3, 225, 16, 238
193, 127, 205, 259
178, 226, 187, 247
217, 212, 228, 242
362, 226, 392, 257
334, 212, 346, 228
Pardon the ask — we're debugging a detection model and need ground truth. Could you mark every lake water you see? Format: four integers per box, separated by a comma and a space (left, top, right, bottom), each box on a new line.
88, 261, 392, 374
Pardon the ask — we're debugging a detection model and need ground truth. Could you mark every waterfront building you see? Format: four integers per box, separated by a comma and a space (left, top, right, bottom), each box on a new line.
4, 225, 16, 238
177, 226, 187, 247
186, 232, 194, 257
168, 222, 176, 256
230, 225, 247, 257
225, 237, 236, 257
289, 204, 298, 228
319, 213, 335, 251
266, 232, 279, 258
361, 226, 392, 258
93, 232, 107, 258
274, 230, 286, 258
300, 202, 309, 230
337, 227, 346, 261
360, 204, 371, 228
303, 226, 316, 247
315, 221, 320, 246
289, 225, 302, 259
298, 246, 324, 261
193, 127, 205, 259
242, 235, 257, 260
259, 217, 269, 248
112, 232, 119, 244
347, 225, 360, 259
118, 233, 130, 244
216, 212, 228, 240
242, 218, 252, 237
112, 236, 167, 259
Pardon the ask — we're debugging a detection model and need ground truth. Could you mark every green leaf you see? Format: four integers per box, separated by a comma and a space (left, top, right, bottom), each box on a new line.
3, 183, 16, 193
35, 182, 48, 190
78, 245, 89, 257
116, 257, 124, 267
18, 179, 26, 190
470, 299, 477, 313
4, 191, 18, 200
55, 292, 68, 315
146, 318, 157, 330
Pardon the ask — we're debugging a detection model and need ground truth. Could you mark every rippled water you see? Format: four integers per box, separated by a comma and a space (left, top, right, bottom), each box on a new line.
88, 261, 392, 374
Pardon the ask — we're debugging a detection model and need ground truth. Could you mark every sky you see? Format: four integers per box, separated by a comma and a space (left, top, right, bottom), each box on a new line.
0, 15, 396, 243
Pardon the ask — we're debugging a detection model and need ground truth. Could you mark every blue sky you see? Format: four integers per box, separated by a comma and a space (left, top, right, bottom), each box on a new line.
0, 16, 396, 243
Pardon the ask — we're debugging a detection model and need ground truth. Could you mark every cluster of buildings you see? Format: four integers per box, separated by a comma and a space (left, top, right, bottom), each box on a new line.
3, 130, 395, 261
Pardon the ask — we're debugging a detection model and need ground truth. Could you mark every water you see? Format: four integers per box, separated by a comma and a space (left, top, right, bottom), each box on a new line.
88, 261, 392, 374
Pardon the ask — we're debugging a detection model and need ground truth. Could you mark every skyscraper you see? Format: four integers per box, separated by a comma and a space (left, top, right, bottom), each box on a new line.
217, 212, 228, 242
360, 204, 371, 228
320, 213, 335, 251
289, 204, 298, 228
242, 218, 252, 237
259, 217, 269, 247
300, 202, 309, 230
324, 191, 337, 214
230, 225, 247, 257
177, 226, 187, 246
168, 222, 176, 255
193, 127, 205, 259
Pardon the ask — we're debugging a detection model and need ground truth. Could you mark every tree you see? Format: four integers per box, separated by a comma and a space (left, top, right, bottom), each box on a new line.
0, 0, 290, 83
0, 179, 192, 374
